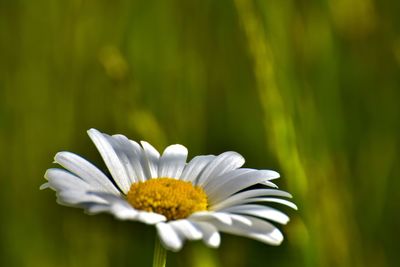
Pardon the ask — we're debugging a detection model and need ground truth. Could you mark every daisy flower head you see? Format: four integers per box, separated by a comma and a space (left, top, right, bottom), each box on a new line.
42, 129, 297, 252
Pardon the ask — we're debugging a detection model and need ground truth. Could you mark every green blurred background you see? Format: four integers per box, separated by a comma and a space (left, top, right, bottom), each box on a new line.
1, 0, 399, 266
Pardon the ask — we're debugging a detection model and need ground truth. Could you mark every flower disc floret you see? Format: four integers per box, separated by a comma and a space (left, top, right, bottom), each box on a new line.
127, 178, 208, 221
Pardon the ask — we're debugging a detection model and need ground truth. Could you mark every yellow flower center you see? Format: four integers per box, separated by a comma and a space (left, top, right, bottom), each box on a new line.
126, 178, 208, 221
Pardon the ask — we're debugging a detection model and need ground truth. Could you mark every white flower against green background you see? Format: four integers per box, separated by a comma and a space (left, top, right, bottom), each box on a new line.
42, 129, 296, 266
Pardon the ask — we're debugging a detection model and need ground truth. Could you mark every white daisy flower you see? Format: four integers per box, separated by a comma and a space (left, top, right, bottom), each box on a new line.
41, 128, 296, 252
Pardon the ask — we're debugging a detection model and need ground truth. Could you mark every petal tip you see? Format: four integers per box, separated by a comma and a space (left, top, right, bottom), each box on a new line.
207, 232, 221, 248
39, 183, 49, 190
87, 128, 99, 134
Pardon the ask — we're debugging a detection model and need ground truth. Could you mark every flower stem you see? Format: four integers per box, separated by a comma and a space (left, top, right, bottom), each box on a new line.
153, 236, 167, 267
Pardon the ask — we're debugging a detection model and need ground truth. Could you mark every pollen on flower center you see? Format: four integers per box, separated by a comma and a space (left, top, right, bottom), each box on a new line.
126, 178, 208, 221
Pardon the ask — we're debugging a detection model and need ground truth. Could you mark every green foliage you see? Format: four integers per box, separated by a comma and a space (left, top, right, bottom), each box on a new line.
1, 0, 399, 266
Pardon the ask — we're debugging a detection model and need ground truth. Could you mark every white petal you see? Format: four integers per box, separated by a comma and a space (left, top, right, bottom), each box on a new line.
222, 204, 290, 224
209, 215, 284, 245
210, 189, 292, 211
158, 144, 188, 178
260, 181, 278, 188
45, 168, 92, 192
247, 229, 284, 245
189, 212, 250, 226
196, 151, 245, 186
87, 129, 131, 193
216, 197, 297, 210
189, 211, 232, 225
136, 212, 167, 224
40, 183, 49, 190
111, 134, 147, 182
89, 204, 136, 218
170, 220, 203, 240
180, 155, 216, 182
88, 192, 131, 207
140, 141, 160, 178
54, 152, 120, 195
88, 192, 140, 219
207, 170, 281, 205
191, 222, 221, 248
203, 168, 254, 194
110, 205, 139, 220
229, 214, 252, 226
88, 192, 166, 223
57, 190, 108, 205
246, 198, 298, 210
84, 204, 110, 214
156, 222, 183, 251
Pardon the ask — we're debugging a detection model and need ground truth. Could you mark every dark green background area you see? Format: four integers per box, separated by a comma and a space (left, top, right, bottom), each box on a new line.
1, 0, 399, 266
